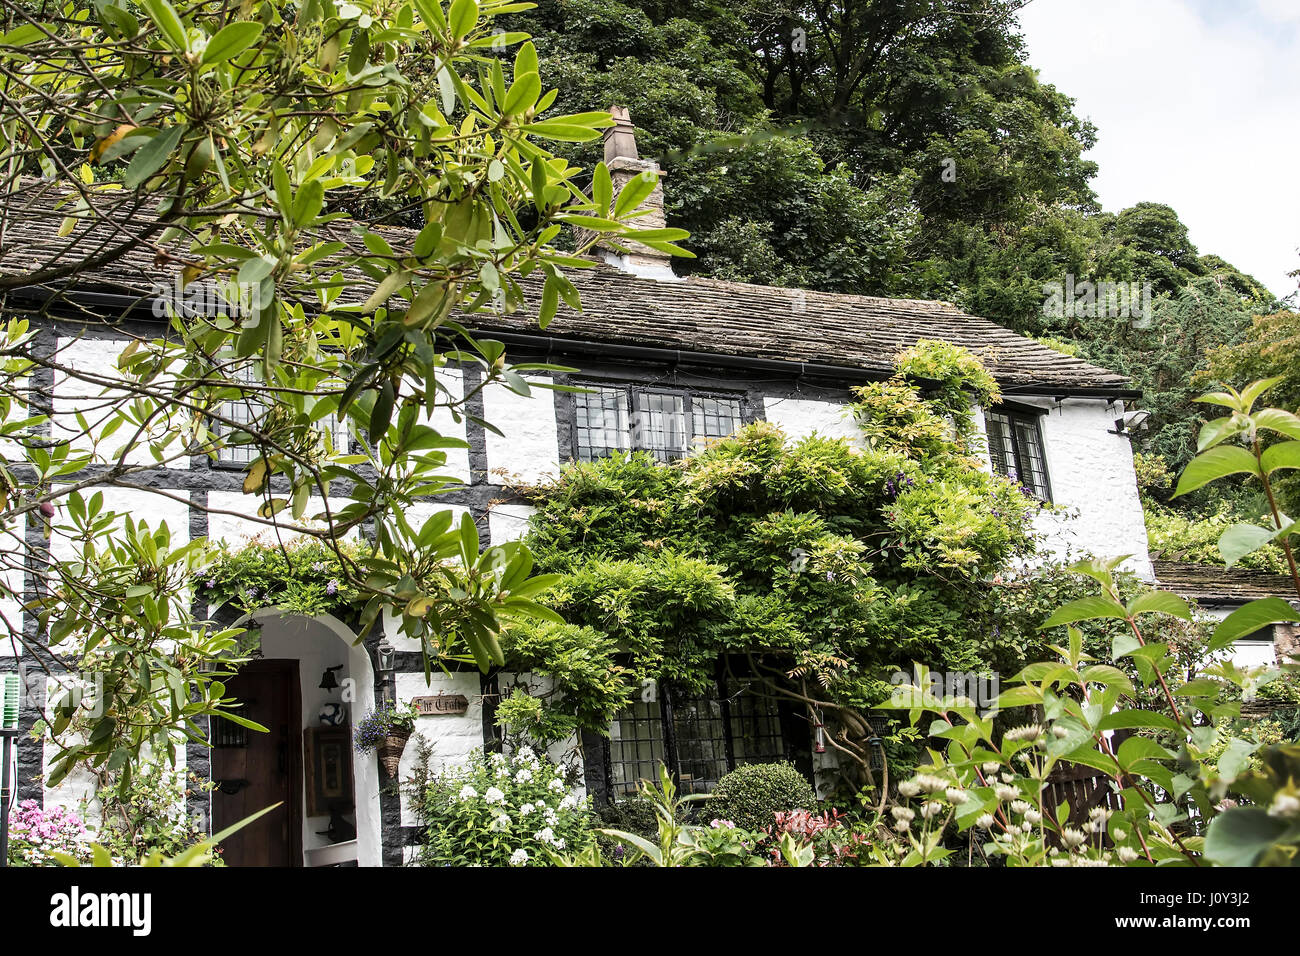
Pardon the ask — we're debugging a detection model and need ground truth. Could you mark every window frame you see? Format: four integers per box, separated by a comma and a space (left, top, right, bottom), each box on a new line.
569, 382, 748, 464
984, 402, 1053, 502
212, 365, 350, 469
592, 660, 809, 800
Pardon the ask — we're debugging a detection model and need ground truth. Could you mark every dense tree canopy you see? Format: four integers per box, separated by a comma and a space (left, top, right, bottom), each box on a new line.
501, 0, 1283, 501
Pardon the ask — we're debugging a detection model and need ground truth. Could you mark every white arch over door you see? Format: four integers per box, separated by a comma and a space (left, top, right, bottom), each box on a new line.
229, 608, 383, 868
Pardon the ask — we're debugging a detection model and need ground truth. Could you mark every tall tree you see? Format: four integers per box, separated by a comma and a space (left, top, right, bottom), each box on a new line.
0, 0, 676, 785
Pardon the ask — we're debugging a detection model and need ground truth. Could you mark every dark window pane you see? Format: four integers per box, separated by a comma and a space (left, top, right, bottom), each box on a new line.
608, 700, 664, 796
726, 681, 785, 765
985, 409, 1050, 501
575, 387, 629, 462
671, 695, 728, 794
692, 396, 743, 442
632, 391, 687, 462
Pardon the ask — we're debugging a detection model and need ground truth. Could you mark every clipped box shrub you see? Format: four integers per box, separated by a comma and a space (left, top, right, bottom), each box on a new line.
707, 762, 815, 832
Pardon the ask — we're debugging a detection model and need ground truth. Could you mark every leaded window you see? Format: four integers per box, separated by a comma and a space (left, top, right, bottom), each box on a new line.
602, 674, 798, 797
985, 406, 1051, 501
573, 386, 744, 463
215, 365, 348, 466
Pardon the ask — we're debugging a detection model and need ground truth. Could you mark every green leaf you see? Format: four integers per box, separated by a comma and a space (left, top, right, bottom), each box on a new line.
502, 71, 540, 115
122, 125, 184, 188
1173, 678, 1220, 698
1126, 590, 1192, 621
591, 162, 612, 216
457, 511, 479, 566
538, 276, 559, 329
1173, 445, 1261, 497
201, 21, 263, 65
523, 120, 605, 142
614, 170, 659, 218
140, 0, 187, 52
1255, 408, 1300, 441
1117, 735, 1172, 768
1078, 665, 1134, 695
1042, 595, 1128, 628
448, 0, 478, 38
1261, 440, 1300, 475
1217, 737, 1259, 782
1209, 597, 1299, 651
1097, 709, 1183, 735
1204, 807, 1294, 867
1218, 522, 1276, 568
1238, 377, 1285, 413
369, 380, 395, 439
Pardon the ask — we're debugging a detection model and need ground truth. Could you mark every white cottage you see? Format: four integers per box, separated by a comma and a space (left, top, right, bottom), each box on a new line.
1, 116, 1158, 866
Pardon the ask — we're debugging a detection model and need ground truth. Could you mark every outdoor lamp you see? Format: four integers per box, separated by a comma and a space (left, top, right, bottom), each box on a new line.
812, 707, 826, 754
318, 665, 344, 691
376, 639, 396, 673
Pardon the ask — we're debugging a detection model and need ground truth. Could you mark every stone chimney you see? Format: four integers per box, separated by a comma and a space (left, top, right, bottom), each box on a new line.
594, 106, 676, 280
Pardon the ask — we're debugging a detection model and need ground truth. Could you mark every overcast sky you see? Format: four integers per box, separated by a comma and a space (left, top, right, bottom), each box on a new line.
1018, 0, 1300, 299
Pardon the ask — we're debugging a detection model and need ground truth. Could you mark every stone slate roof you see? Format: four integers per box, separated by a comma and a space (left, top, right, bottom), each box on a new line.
1, 182, 1132, 392
1153, 560, 1300, 607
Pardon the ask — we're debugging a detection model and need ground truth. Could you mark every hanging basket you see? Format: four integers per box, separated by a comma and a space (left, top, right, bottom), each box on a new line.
376, 729, 412, 778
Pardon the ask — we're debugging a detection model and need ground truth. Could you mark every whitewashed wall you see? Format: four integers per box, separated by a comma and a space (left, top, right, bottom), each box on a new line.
483, 376, 559, 486
762, 396, 863, 444
51, 336, 188, 468
975, 399, 1153, 579
396, 670, 484, 826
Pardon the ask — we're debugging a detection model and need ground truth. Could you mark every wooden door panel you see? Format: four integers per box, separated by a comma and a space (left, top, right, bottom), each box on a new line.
211, 661, 301, 866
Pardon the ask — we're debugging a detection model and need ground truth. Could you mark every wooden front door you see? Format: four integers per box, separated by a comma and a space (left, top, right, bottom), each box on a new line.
210, 660, 302, 867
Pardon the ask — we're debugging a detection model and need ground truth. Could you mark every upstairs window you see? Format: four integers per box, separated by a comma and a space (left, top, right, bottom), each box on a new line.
985, 406, 1051, 501
215, 366, 348, 466
573, 386, 743, 463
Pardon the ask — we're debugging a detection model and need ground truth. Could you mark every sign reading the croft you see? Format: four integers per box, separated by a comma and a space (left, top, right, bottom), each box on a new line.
412, 694, 470, 716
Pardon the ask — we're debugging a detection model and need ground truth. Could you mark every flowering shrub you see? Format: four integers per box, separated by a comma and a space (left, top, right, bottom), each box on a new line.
416, 747, 594, 867
766, 808, 874, 866
198, 539, 364, 621
6, 800, 91, 866
92, 766, 220, 866
354, 702, 417, 752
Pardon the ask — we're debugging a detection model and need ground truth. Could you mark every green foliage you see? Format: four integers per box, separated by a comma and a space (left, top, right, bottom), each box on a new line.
200, 539, 364, 622
89, 766, 221, 866
585, 764, 769, 867
707, 761, 816, 832
509, 346, 1050, 787
0, 0, 683, 784
879, 382, 1300, 867
1146, 501, 1291, 575
416, 746, 594, 867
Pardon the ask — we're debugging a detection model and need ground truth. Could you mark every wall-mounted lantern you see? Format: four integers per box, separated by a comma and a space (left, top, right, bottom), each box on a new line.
376, 639, 396, 673
376, 639, 396, 705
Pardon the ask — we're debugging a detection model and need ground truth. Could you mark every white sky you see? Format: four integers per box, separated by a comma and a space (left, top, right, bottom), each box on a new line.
1018, 0, 1300, 299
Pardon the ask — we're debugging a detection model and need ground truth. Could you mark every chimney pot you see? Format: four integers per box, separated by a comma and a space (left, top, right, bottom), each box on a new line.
594, 106, 676, 280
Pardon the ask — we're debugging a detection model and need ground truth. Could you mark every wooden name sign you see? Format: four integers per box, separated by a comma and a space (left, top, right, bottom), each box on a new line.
412, 694, 470, 716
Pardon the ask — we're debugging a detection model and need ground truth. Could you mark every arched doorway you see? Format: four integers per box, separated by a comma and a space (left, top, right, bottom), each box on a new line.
209, 609, 382, 867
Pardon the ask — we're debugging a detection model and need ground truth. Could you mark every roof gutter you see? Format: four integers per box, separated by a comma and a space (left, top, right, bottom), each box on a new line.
1000, 382, 1144, 402
6, 285, 1141, 400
